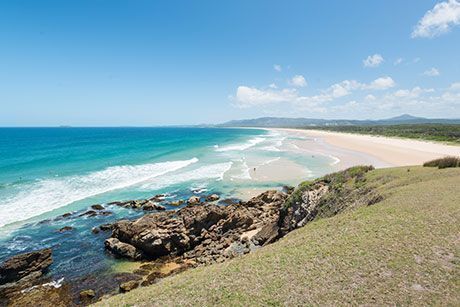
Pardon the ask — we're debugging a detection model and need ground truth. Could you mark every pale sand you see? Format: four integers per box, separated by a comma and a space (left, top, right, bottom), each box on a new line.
229, 127, 460, 201
276, 128, 460, 168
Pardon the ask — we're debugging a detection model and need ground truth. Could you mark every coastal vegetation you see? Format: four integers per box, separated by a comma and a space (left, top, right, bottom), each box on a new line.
2, 165, 459, 305
95, 165, 460, 306
308, 124, 460, 144
423, 156, 460, 168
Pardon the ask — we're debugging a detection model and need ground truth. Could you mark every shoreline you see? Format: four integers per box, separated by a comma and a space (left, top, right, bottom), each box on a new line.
270, 128, 460, 168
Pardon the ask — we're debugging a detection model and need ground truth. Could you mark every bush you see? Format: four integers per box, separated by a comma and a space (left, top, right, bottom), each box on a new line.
423, 156, 460, 169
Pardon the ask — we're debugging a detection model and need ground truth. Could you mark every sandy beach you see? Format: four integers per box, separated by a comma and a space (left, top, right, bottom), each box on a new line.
276, 128, 460, 169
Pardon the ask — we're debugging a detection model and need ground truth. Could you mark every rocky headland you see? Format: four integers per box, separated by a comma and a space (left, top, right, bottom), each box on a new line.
0, 165, 380, 306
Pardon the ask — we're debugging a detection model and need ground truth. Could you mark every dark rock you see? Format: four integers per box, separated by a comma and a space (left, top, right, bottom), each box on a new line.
57, 226, 73, 233
79, 210, 97, 217
142, 202, 166, 211
149, 194, 166, 202
252, 221, 279, 246
187, 196, 200, 205
107, 201, 123, 206
91, 204, 104, 210
218, 198, 241, 206
119, 280, 139, 292
79, 289, 96, 301
99, 211, 113, 216
61, 213, 72, 218
0, 248, 53, 285
92, 227, 100, 234
99, 223, 113, 231
105, 238, 144, 260
5, 283, 73, 307
109, 204, 227, 259
206, 194, 220, 202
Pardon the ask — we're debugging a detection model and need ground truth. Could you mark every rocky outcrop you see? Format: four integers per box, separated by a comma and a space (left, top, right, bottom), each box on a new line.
278, 165, 377, 236
0, 249, 53, 302
0, 248, 53, 285
119, 280, 139, 292
105, 238, 145, 260
106, 190, 288, 265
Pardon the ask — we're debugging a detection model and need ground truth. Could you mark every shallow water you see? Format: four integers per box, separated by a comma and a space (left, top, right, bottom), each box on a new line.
0, 127, 335, 290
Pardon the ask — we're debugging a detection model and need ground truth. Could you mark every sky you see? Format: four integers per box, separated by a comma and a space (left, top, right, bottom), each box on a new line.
0, 0, 459, 126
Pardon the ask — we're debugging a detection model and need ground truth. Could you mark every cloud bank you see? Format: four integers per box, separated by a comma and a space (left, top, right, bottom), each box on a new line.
412, 0, 460, 38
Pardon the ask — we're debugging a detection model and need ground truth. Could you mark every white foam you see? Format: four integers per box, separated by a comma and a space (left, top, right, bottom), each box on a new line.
260, 136, 285, 152
261, 157, 281, 166
328, 155, 341, 165
215, 137, 265, 152
231, 161, 251, 180
140, 162, 233, 190
0, 158, 198, 228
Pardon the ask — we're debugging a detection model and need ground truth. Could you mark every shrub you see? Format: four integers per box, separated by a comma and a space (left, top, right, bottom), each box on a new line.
423, 156, 460, 169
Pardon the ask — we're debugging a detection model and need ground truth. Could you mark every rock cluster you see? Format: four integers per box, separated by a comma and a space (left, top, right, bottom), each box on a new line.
105, 190, 288, 265
0, 248, 53, 300
108, 194, 167, 211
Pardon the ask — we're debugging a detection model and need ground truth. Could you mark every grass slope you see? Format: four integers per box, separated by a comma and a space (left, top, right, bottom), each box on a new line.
96, 166, 460, 306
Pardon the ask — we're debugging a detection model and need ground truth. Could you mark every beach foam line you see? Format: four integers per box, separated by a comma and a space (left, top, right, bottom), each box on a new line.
261, 157, 281, 166
215, 137, 266, 152
328, 155, 341, 165
231, 160, 251, 180
0, 158, 199, 228
140, 161, 233, 190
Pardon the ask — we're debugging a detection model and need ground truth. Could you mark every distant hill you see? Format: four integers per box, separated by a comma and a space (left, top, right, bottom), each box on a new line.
218, 114, 460, 127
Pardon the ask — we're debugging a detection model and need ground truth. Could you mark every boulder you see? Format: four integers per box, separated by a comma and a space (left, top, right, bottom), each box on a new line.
187, 196, 200, 205
119, 280, 139, 292
170, 200, 184, 206
252, 221, 279, 246
206, 194, 220, 202
104, 238, 144, 260
0, 248, 53, 285
142, 202, 166, 211
149, 194, 166, 202
79, 289, 96, 301
91, 204, 104, 210
57, 226, 73, 233
79, 210, 97, 217
99, 223, 113, 231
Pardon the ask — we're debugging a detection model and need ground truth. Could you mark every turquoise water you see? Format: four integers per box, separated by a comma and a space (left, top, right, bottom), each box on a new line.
0, 127, 334, 293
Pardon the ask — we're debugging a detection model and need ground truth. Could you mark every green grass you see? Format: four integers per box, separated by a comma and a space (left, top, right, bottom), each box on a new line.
95, 166, 460, 306
308, 124, 460, 144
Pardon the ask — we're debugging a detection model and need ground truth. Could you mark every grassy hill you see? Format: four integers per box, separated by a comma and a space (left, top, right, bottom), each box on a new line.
96, 166, 460, 306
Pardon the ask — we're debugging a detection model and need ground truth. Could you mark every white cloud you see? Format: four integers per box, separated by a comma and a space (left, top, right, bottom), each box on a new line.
273, 64, 282, 72
412, 0, 460, 38
289, 75, 307, 87
233, 76, 395, 108
394, 87, 434, 98
363, 54, 384, 68
269, 83, 277, 89
365, 94, 376, 101
450, 82, 460, 90
423, 67, 440, 76
234, 86, 297, 108
394, 58, 403, 66
366, 77, 396, 90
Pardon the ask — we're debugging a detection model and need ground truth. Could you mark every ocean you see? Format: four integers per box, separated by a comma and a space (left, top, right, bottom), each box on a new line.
0, 127, 335, 290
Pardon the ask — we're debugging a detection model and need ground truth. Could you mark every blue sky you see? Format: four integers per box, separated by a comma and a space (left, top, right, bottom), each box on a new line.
0, 0, 459, 126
